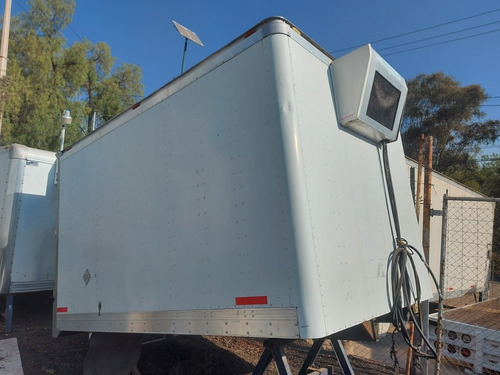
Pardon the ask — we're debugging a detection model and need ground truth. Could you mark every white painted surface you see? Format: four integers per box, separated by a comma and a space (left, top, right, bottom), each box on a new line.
56, 18, 431, 339
0, 338, 24, 375
0, 144, 57, 294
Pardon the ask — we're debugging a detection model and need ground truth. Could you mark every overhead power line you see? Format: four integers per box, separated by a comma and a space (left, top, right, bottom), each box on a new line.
67, 24, 83, 42
332, 8, 500, 54
382, 28, 500, 57
13, 0, 26, 12
377, 20, 500, 52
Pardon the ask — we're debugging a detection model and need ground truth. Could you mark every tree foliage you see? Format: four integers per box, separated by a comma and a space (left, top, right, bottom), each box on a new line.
402, 72, 500, 174
0, 0, 143, 150
402, 73, 500, 266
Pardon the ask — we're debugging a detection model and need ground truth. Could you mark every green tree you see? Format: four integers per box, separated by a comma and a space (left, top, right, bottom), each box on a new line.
402, 72, 500, 174
0, 0, 143, 150
23, 0, 75, 40
63, 40, 143, 133
402, 73, 500, 276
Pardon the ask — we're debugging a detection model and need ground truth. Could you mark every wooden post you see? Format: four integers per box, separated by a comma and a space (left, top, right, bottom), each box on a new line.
0, 0, 11, 78
423, 136, 433, 262
415, 134, 425, 222
422, 135, 433, 375
405, 322, 415, 375
0, 0, 12, 137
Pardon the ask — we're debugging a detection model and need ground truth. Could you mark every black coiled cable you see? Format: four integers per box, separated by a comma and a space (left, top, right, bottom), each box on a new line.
382, 141, 441, 360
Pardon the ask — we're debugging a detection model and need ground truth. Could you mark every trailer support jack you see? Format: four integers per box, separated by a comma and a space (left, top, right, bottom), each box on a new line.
4, 294, 13, 333
252, 336, 353, 375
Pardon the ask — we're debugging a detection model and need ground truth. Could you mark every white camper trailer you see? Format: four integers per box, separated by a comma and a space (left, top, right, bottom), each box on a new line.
55, 17, 431, 371
0, 144, 57, 331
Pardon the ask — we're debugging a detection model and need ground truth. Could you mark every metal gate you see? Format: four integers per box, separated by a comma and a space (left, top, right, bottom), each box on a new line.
432, 195, 500, 375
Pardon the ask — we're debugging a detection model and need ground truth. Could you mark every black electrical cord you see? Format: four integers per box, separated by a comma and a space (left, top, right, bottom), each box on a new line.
381, 141, 442, 361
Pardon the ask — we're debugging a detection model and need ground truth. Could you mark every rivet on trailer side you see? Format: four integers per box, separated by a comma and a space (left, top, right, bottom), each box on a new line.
55, 17, 433, 374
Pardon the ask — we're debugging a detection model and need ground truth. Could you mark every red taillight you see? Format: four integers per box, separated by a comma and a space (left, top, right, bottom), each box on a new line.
461, 348, 471, 358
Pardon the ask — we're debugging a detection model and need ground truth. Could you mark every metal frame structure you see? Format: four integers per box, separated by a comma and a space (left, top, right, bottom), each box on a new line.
434, 195, 500, 375
252, 336, 353, 375
172, 20, 204, 74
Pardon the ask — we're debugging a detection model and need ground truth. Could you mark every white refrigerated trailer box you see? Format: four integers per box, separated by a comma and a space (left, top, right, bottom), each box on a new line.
0, 144, 57, 295
55, 17, 431, 340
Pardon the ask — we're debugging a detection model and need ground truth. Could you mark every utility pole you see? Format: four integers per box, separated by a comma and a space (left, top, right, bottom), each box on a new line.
423, 135, 433, 262
415, 134, 425, 221
421, 135, 433, 375
0, 0, 12, 137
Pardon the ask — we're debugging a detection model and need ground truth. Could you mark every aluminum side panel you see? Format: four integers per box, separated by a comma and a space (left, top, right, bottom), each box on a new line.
266, 34, 326, 338
284, 35, 431, 335
0, 148, 13, 293
0, 152, 23, 294
10, 156, 57, 289
57, 35, 301, 332
0, 145, 57, 294
10, 280, 55, 293
57, 307, 299, 338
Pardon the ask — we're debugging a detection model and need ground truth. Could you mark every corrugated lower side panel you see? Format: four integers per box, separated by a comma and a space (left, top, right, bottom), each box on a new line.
10, 280, 55, 293
57, 307, 299, 338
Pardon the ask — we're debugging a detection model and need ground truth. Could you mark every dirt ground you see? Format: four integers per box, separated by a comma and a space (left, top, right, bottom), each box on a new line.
0, 291, 404, 375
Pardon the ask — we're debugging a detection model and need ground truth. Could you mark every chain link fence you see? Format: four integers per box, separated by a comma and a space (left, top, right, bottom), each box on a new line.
337, 195, 499, 375
431, 196, 499, 375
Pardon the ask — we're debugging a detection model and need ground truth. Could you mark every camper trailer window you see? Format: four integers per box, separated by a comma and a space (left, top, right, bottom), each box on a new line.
366, 71, 401, 131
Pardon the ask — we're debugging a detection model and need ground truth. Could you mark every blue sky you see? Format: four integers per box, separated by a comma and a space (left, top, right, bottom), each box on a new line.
10, 1, 500, 154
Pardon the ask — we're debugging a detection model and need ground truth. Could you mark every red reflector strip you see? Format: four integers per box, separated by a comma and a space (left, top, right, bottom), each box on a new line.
57, 307, 68, 313
235, 296, 268, 306
132, 102, 141, 110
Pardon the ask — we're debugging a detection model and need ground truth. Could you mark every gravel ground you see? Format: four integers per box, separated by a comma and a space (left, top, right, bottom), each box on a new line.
0, 291, 404, 374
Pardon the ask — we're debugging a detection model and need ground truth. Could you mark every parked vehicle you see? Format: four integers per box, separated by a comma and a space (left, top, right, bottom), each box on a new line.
0, 144, 57, 331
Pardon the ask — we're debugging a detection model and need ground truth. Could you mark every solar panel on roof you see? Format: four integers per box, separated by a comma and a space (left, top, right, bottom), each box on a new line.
172, 20, 204, 47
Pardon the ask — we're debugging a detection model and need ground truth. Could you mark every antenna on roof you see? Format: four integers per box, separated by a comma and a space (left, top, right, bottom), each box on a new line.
172, 20, 204, 74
